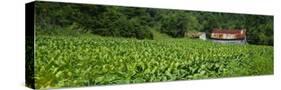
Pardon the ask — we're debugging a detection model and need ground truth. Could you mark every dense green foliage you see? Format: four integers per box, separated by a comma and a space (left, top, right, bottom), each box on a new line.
35, 1, 273, 45
35, 35, 273, 89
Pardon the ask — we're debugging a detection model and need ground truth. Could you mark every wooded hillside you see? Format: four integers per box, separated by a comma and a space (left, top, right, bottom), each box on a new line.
35, 1, 273, 45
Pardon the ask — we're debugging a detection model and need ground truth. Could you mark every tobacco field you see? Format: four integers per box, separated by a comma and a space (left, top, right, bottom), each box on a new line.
34, 35, 273, 88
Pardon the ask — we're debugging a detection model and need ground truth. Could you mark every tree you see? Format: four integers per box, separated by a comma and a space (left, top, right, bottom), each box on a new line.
35, 2, 273, 45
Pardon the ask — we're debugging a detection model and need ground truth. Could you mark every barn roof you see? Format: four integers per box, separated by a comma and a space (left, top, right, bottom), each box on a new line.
212, 29, 245, 34
210, 28, 246, 40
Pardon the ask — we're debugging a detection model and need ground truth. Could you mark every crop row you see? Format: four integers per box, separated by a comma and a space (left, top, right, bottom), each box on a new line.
35, 36, 273, 88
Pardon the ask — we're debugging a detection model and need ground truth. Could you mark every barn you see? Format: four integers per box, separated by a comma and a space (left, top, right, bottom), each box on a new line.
210, 29, 247, 44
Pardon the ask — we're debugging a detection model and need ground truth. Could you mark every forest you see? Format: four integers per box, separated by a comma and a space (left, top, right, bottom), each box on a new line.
35, 1, 273, 45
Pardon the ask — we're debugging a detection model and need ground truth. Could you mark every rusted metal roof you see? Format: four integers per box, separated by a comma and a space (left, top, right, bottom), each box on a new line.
211, 29, 246, 40
212, 29, 245, 34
